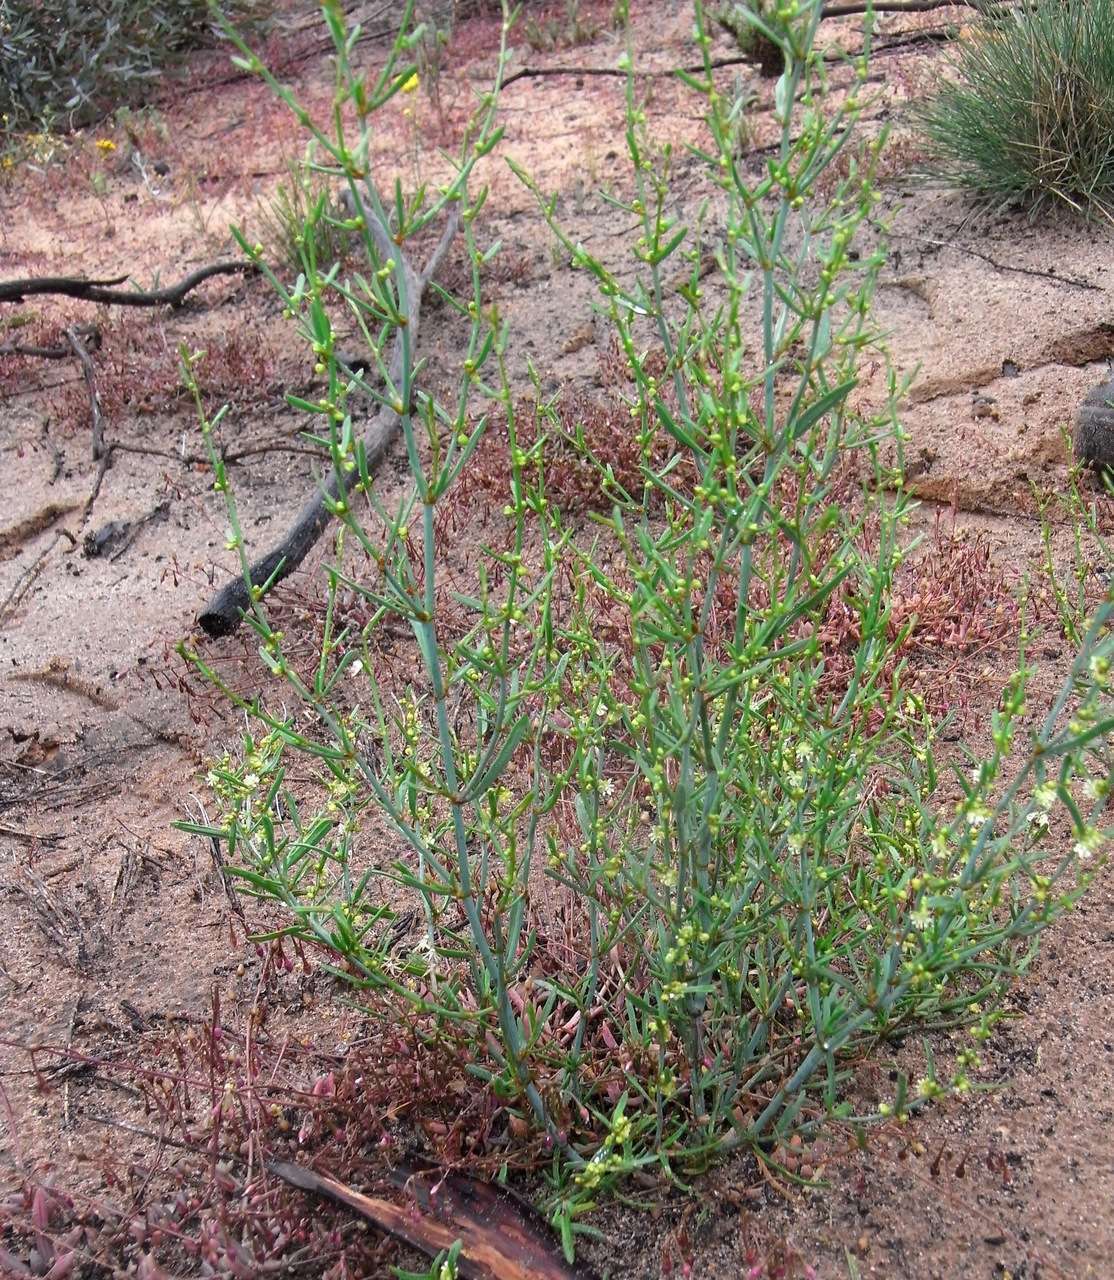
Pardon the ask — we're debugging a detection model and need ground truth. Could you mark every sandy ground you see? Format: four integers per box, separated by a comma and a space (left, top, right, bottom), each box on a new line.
0, 2, 1111, 1277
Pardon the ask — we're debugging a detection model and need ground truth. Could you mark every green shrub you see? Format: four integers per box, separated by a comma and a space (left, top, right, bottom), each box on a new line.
0, 0, 271, 131
914, 0, 1114, 216
254, 150, 357, 277
183, 0, 1112, 1249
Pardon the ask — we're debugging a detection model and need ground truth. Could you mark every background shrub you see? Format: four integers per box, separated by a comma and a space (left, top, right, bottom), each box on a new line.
914, 0, 1114, 216
0, 0, 272, 131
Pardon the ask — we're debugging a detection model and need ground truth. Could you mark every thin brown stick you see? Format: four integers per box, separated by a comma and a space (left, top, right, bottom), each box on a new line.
197, 211, 461, 638
0, 324, 101, 359
0, 820, 61, 843
161, 5, 398, 113
111, 438, 324, 465
66, 326, 105, 459
822, 0, 989, 14
61, 993, 85, 1134
83, 447, 114, 519
0, 261, 256, 308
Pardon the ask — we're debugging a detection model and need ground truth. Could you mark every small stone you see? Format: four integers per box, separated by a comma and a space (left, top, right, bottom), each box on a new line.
972, 393, 999, 420
1074, 378, 1114, 471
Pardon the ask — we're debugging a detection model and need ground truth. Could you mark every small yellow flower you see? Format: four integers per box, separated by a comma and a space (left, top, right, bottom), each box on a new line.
95, 138, 117, 153
400, 72, 419, 93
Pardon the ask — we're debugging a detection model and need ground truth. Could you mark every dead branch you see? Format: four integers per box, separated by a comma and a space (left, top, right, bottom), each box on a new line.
499, 1, 1002, 90
899, 234, 1103, 292
83, 447, 114, 519
111, 438, 324, 466
0, 820, 60, 843
164, 3, 398, 112
0, 261, 256, 308
197, 211, 460, 638
822, 0, 989, 14
66, 326, 105, 460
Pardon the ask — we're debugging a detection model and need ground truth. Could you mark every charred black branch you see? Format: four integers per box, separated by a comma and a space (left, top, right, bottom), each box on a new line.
0, 262, 256, 308
197, 213, 460, 638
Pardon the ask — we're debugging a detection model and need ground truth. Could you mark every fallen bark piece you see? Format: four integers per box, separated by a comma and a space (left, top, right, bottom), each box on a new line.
268, 1160, 597, 1280
0, 262, 256, 308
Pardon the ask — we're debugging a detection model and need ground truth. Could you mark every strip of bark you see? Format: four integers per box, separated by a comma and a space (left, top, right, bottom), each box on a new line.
197, 213, 459, 638
268, 1159, 595, 1280
0, 262, 256, 308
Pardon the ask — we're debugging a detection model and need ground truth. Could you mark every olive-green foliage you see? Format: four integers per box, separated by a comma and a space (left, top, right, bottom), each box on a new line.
255, 153, 356, 277
914, 0, 1114, 216
186, 0, 1113, 1219
0, 0, 271, 131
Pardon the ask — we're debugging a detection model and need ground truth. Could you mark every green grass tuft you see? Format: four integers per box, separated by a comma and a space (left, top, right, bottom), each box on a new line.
914, 0, 1114, 217
254, 152, 357, 277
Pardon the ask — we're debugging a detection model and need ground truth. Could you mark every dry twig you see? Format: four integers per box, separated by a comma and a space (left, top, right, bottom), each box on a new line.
0, 262, 256, 308
0, 324, 101, 359
903, 234, 1103, 292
